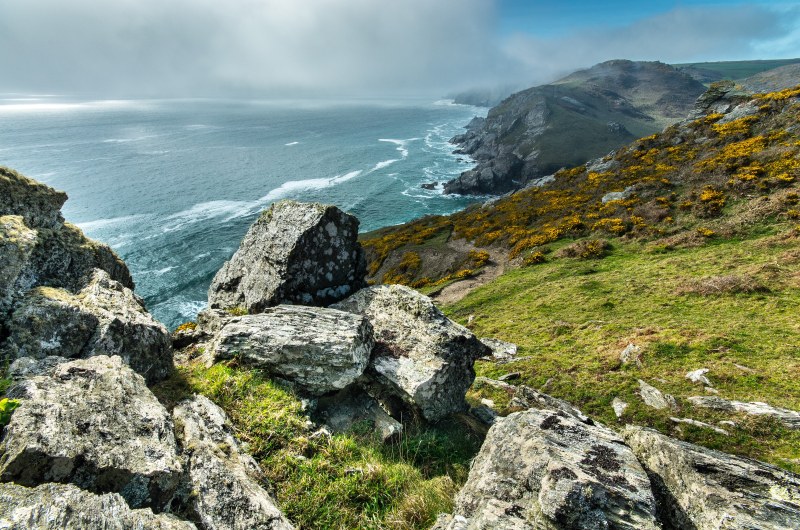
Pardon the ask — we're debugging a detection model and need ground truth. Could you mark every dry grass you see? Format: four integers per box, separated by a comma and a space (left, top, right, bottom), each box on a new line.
675, 274, 770, 296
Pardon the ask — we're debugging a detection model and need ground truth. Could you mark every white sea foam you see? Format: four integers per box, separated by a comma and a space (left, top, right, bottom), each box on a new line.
257, 170, 363, 203
162, 200, 252, 232
370, 159, 398, 172
76, 214, 148, 232
285, 141, 300, 146
378, 138, 419, 159
102, 134, 160, 144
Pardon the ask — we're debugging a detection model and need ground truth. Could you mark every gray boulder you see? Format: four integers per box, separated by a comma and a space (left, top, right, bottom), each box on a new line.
173, 395, 294, 530
333, 285, 490, 421
687, 396, 800, 430
624, 426, 800, 529
0, 215, 38, 316
508, 385, 592, 424
0, 166, 66, 230
312, 386, 402, 441
0, 482, 196, 530
0, 356, 183, 510
437, 409, 660, 529
208, 200, 366, 312
208, 305, 373, 395
2, 269, 173, 384
638, 380, 678, 411
479, 337, 518, 361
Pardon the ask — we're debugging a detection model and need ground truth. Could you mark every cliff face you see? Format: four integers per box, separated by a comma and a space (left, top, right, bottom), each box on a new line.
445, 60, 706, 195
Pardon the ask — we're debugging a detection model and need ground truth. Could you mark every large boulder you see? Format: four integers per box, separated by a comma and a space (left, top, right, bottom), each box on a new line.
2, 269, 173, 384
208, 200, 366, 312
0, 356, 183, 510
623, 426, 800, 530
207, 305, 373, 395
173, 395, 295, 530
0, 482, 196, 530
333, 285, 490, 421
0, 166, 66, 230
435, 409, 660, 529
0, 215, 38, 316
312, 386, 403, 441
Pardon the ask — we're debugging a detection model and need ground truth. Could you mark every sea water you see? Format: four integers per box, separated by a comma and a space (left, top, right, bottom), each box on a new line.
0, 97, 485, 328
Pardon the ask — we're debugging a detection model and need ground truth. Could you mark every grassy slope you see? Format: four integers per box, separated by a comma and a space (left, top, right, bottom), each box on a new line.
673, 58, 800, 81
448, 227, 800, 472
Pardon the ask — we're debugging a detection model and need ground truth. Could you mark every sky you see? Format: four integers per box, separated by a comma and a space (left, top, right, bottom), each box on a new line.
0, 0, 798, 98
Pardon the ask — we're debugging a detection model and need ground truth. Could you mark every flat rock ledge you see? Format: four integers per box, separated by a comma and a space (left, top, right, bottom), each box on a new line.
434, 408, 660, 530
174, 395, 295, 530
208, 200, 366, 312
688, 395, 800, 430
207, 305, 374, 395
624, 426, 800, 530
0, 355, 182, 510
333, 284, 490, 421
0, 482, 196, 530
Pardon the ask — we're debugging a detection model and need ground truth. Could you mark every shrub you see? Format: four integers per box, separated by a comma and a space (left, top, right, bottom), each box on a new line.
0, 398, 20, 427
175, 321, 197, 333
556, 239, 611, 259
523, 251, 547, 266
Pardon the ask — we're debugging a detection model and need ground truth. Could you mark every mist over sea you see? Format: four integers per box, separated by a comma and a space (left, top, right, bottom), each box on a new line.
0, 97, 485, 328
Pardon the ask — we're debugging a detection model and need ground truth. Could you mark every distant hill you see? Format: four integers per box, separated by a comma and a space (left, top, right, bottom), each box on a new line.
443, 60, 705, 195
740, 63, 800, 93
674, 58, 800, 83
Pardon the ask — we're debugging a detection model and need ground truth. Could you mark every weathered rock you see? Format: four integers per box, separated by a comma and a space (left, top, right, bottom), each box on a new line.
0, 482, 196, 530
0, 215, 38, 316
624, 425, 800, 529
602, 187, 634, 203
438, 409, 660, 529
0, 356, 182, 510
638, 380, 678, 411
312, 386, 402, 441
688, 396, 800, 430
333, 285, 490, 421
669, 417, 729, 435
208, 200, 366, 312
509, 385, 592, 424
479, 337, 518, 361
2, 269, 173, 384
612, 397, 629, 419
0, 166, 66, 230
620, 343, 641, 365
173, 395, 294, 530
208, 305, 373, 395
7, 355, 69, 381
685, 368, 712, 386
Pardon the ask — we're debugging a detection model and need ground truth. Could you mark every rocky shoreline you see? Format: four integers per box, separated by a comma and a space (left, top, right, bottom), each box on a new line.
1, 167, 799, 528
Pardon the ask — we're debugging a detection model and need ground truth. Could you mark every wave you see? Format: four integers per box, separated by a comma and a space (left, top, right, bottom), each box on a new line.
378, 138, 420, 159
370, 159, 398, 172
285, 141, 300, 146
0, 99, 147, 114
102, 134, 160, 144
162, 200, 252, 232
257, 170, 363, 203
76, 214, 148, 232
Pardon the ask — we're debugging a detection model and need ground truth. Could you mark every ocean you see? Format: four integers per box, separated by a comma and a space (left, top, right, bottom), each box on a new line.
0, 97, 485, 328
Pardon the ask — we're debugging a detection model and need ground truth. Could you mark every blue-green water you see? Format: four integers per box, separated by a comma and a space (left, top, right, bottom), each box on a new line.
0, 97, 484, 328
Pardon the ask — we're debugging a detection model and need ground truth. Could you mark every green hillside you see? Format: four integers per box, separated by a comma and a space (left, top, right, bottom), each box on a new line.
675, 58, 800, 81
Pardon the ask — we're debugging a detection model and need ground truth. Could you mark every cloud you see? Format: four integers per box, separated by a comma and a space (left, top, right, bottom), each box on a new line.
502, 5, 800, 85
0, 0, 500, 97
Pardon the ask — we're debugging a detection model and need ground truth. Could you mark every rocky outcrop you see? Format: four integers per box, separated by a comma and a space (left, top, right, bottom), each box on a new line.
173, 395, 295, 530
0, 166, 66, 230
333, 284, 490, 421
445, 60, 705, 195
2, 269, 172, 384
624, 426, 800, 529
208, 200, 366, 312
435, 409, 660, 529
0, 356, 183, 510
0, 482, 196, 530
0, 215, 38, 316
207, 305, 373, 395
688, 396, 800, 429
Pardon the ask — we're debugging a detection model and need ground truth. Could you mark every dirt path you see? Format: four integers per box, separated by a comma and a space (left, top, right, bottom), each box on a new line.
430, 240, 508, 306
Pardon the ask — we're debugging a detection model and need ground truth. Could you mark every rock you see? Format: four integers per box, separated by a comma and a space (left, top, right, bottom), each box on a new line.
620, 343, 641, 365
0, 166, 67, 230
470, 404, 498, 426
208, 200, 366, 312
612, 397, 629, 419
602, 187, 634, 203
0, 215, 38, 316
716, 101, 760, 124
7, 355, 68, 381
173, 395, 295, 530
685, 368, 712, 386
509, 385, 592, 424
669, 417, 729, 435
208, 305, 373, 395
312, 386, 402, 442
333, 285, 490, 421
473, 376, 515, 393
638, 379, 678, 411
479, 337, 517, 361
440, 409, 660, 529
420, 182, 438, 190
0, 482, 196, 530
624, 425, 800, 529
687, 396, 800, 430
0, 356, 182, 510
498, 372, 520, 382
2, 269, 173, 384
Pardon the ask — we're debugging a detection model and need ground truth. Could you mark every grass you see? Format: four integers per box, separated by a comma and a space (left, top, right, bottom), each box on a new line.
445, 223, 800, 473
673, 58, 800, 81
153, 362, 483, 530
